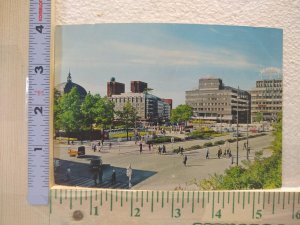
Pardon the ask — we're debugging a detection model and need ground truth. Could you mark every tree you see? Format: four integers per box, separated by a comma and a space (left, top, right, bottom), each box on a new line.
196, 113, 282, 190
81, 93, 115, 141
54, 88, 62, 134
56, 87, 83, 141
81, 93, 102, 140
116, 102, 138, 140
255, 112, 264, 123
95, 97, 115, 129
170, 104, 193, 125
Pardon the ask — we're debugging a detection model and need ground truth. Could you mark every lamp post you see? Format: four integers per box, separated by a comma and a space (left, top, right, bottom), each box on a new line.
246, 103, 249, 160
236, 87, 239, 166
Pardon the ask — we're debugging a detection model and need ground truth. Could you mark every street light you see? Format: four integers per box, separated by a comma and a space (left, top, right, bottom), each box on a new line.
246, 103, 250, 160
236, 87, 239, 166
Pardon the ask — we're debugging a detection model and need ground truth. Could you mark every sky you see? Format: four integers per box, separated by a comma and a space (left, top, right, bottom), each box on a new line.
55, 24, 282, 107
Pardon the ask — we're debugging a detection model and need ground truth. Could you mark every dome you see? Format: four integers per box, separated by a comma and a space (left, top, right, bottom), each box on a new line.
55, 70, 87, 98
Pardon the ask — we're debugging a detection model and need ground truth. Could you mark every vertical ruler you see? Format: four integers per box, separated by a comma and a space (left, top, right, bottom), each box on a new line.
28, 0, 51, 205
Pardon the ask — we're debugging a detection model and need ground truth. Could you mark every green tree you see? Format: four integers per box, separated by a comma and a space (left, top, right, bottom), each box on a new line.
196, 113, 282, 190
95, 97, 115, 129
81, 93, 102, 140
56, 87, 83, 141
255, 112, 264, 123
81, 93, 115, 141
116, 102, 138, 140
54, 88, 62, 134
170, 104, 193, 125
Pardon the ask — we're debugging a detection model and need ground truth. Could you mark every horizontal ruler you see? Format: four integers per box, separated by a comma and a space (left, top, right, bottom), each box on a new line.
50, 189, 300, 225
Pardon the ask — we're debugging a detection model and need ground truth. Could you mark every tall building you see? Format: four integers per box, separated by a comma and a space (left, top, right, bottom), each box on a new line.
131, 81, 148, 93
186, 78, 250, 123
162, 99, 173, 110
107, 77, 125, 97
55, 70, 87, 99
110, 92, 170, 124
250, 79, 282, 123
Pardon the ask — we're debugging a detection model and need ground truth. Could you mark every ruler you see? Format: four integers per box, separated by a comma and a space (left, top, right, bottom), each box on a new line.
28, 0, 51, 205
50, 189, 300, 225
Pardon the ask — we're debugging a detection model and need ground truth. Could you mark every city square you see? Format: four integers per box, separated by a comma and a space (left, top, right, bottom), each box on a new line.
54, 24, 282, 190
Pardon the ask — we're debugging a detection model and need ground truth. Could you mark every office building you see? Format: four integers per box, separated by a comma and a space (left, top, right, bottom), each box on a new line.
186, 78, 250, 123
250, 79, 282, 122
107, 77, 125, 97
131, 81, 148, 93
110, 92, 171, 123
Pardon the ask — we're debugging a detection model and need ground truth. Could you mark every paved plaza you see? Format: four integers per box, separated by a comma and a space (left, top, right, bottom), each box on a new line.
54, 132, 274, 190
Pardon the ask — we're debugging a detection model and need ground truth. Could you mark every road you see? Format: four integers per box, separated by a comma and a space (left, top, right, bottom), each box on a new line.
54, 132, 274, 190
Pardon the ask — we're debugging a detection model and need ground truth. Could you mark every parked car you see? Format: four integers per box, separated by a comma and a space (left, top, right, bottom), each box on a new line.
68, 146, 85, 157
233, 132, 242, 137
90, 158, 102, 171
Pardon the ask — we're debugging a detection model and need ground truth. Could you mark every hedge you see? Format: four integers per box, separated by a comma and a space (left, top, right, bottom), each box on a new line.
146, 136, 182, 144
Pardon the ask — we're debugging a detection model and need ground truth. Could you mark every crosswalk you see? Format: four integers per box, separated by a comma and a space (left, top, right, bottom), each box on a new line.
55, 175, 129, 189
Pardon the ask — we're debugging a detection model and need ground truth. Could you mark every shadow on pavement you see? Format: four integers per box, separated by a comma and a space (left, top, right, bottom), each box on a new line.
54, 158, 157, 189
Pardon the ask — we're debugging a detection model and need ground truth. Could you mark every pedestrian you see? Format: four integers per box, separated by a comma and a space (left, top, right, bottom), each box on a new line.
54, 159, 60, 172
243, 142, 247, 150
228, 150, 232, 158
98, 141, 101, 146
183, 155, 187, 167
180, 147, 183, 155
158, 145, 161, 154
109, 142, 112, 150
126, 164, 133, 189
93, 144, 96, 152
162, 145, 166, 154
93, 171, 98, 186
101, 139, 104, 146
111, 170, 116, 185
139, 141, 143, 154
205, 147, 209, 159
66, 168, 71, 181
148, 143, 151, 151
98, 167, 103, 185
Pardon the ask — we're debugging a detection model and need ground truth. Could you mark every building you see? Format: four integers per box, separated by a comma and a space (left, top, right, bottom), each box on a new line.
162, 99, 173, 110
110, 92, 170, 124
131, 81, 148, 93
107, 77, 125, 97
250, 79, 282, 123
55, 70, 87, 99
185, 78, 250, 124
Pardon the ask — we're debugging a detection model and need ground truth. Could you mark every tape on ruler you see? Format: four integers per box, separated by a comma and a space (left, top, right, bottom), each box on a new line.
28, 0, 51, 205
49, 189, 300, 225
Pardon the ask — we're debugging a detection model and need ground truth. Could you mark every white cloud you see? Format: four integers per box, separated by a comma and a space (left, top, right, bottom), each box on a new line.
99, 40, 257, 70
260, 67, 282, 76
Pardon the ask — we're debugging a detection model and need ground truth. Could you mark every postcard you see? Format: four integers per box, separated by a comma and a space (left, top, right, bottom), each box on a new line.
54, 24, 282, 190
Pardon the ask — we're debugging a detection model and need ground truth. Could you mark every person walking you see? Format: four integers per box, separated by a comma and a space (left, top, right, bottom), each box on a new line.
66, 168, 71, 181
111, 170, 116, 185
183, 155, 187, 167
205, 147, 209, 159
162, 145, 166, 154
93, 171, 98, 186
98, 167, 103, 186
126, 164, 133, 189
148, 143, 151, 151
139, 141, 143, 154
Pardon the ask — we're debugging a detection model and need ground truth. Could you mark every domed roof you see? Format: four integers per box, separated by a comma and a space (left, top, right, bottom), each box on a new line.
55, 70, 87, 98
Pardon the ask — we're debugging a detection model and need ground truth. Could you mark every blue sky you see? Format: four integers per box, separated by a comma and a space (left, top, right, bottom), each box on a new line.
55, 24, 282, 107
